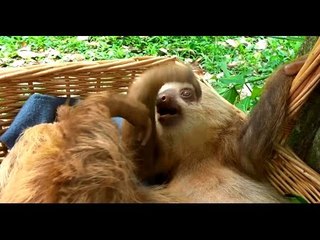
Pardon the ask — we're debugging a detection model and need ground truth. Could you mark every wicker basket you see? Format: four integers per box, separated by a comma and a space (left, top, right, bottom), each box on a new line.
0, 48, 320, 203
266, 38, 320, 203
0, 56, 178, 158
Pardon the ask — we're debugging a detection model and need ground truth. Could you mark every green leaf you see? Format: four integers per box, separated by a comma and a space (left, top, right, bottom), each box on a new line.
218, 61, 231, 78
251, 86, 263, 99
236, 97, 251, 112
221, 87, 238, 104
285, 194, 308, 203
215, 85, 230, 96
220, 74, 245, 86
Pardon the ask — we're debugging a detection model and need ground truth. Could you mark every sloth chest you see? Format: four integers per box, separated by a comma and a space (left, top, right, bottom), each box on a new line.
167, 165, 272, 203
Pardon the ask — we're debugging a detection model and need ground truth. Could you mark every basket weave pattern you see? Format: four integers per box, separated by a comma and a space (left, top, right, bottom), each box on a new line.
266, 38, 320, 203
0, 56, 177, 159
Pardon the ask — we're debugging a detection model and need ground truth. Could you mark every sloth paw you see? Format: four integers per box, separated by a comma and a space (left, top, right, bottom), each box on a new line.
284, 56, 307, 76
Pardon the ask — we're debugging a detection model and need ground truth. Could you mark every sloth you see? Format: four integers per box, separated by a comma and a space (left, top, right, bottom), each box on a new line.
0, 56, 305, 203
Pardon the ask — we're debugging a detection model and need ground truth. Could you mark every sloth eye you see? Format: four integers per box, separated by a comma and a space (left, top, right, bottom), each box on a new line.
180, 88, 194, 99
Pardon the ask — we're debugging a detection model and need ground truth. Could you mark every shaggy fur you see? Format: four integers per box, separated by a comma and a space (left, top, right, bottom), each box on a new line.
0, 93, 159, 202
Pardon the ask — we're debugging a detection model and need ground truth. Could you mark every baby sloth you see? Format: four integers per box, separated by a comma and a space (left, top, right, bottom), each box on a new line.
122, 57, 306, 202
0, 57, 305, 203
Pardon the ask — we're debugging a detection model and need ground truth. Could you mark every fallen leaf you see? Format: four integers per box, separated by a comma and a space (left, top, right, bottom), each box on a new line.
61, 53, 85, 62
25, 59, 37, 66
184, 58, 193, 64
17, 46, 39, 59
255, 39, 268, 50
217, 41, 228, 47
88, 41, 100, 47
39, 58, 56, 64
176, 48, 195, 55
227, 60, 245, 68
0, 57, 11, 66
216, 72, 225, 79
10, 59, 25, 67
225, 39, 240, 48
239, 37, 250, 46
77, 36, 89, 41
240, 83, 252, 99
73, 54, 85, 61
45, 48, 61, 59
122, 46, 140, 54
159, 48, 168, 55
202, 72, 213, 81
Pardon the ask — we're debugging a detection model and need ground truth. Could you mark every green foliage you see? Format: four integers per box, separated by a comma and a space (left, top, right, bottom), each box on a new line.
285, 194, 309, 203
0, 36, 305, 112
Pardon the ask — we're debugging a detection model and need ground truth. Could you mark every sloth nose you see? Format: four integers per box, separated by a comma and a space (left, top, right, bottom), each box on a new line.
156, 90, 181, 116
158, 94, 171, 104
156, 93, 173, 107
156, 89, 176, 106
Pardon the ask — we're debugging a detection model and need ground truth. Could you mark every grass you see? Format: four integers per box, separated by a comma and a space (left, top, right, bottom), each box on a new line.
0, 36, 305, 112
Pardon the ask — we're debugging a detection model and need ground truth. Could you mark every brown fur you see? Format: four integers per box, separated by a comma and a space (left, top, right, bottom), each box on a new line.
239, 55, 307, 178
0, 92, 158, 202
0, 57, 305, 203
122, 62, 202, 180
124, 56, 305, 202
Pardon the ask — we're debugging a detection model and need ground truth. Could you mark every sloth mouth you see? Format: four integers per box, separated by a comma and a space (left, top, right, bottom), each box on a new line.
158, 107, 179, 116
157, 105, 181, 126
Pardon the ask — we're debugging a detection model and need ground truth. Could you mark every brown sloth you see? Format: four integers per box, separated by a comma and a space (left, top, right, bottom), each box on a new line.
0, 57, 306, 203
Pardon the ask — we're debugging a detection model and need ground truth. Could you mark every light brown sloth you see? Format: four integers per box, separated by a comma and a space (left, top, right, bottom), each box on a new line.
0, 57, 306, 203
